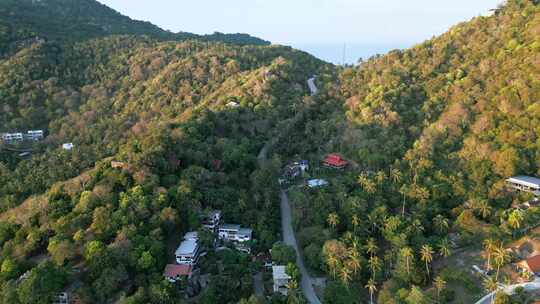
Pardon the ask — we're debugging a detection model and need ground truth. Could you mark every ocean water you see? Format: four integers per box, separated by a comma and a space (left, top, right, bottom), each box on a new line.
292, 43, 412, 65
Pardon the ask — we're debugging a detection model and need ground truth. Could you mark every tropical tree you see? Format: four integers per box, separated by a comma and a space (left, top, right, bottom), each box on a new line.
507, 209, 523, 237
475, 199, 492, 219
433, 215, 449, 234
351, 214, 360, 232
358, 174, 376, 194
420, 245, 434, 277
400, 247, 414, 276
368, 256, 382, 279
399, 185, 408, 216
483, 276, 499, 303
327, 212, 340, 230
346, 252, 362, 275
493, 246, 509, 281
365, 238, 378, 258
339, 267, 352, 285
433, 276, 446, 304
483, 239, 496, 271
438, 238, 451, 258
389, 168, 402, 184
365, 278, 377, 304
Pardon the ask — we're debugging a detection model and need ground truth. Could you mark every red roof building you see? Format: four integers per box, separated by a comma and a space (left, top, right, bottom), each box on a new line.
517, 254, 540, 275
163, 264, 194, 282
322, 154, 348, 169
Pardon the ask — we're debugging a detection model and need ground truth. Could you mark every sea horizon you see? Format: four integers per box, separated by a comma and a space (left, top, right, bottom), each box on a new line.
291, 42, 413, 65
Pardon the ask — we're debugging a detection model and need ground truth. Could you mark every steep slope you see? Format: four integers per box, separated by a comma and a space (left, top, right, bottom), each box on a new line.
0, 20, 327, 302
274, 0, 540, 303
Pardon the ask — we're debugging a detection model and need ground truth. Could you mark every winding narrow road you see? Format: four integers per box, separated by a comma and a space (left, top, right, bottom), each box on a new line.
255, 77, 322, 303
281, 191, 322, 304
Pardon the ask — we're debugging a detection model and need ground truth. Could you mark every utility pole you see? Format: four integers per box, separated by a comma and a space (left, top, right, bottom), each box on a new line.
342, 43, 347, 66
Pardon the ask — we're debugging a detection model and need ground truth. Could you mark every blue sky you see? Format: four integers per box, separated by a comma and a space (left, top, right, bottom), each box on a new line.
97, 0, 503, 63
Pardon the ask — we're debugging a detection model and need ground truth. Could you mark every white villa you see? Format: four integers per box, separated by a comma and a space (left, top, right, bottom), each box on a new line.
62, 143, 74, 150
506, 176, 540, 196
25, 130, 44, 141
1, 133, 23, 142
1, 130, 44, 143
272, 266, 292, 295
218, 224, 253, 243
175, 232, 200, 265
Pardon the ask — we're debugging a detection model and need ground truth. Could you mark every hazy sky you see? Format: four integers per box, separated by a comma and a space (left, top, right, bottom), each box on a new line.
96, 0, 503, 63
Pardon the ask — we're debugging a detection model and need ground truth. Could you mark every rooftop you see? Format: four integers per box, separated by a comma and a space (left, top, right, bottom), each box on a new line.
219, 224, 241, 231
184, 231, 199, 241
163, 264, 193, 277
272, 266, 292, 280
525, 254, 540, 273
239, 228, 253, 237
507, 176, 540, 189
308, 179, 329, 188
175, 239, 198, 256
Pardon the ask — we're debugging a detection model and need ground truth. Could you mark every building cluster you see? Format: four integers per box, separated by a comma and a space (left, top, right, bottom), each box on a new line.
162, 210, 253, 295
279, 160, 309, 185
1, 130, 44, 143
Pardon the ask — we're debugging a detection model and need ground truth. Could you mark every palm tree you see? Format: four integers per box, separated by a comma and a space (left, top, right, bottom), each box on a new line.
508, 209, 523, 237
390, 168, 402, 184
399, 184, 408, 216
327, 212, 340, 229
326, 254, 339, 278
438, 238, 451, 258
351, 214, 360, 232
365, 238, 378, 258
365, 278, 377, 304
368, 256, 382, 279
400, 247, 414, 276
483, 239, 496, 271
339, 267, 352, 285
475, 199, 492, 219
346, 253, 362, 275
483, 276, 499, 303
409, 219, 424, 236
433, 276, 446, 304
375, 171, 386, 189
433, 215, 449, 234
493, 246, 508, 281
420, 244, 434, 277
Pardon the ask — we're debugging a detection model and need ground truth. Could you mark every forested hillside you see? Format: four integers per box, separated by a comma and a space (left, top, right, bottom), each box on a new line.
1, 0, 540, 303
0, 0, 327, 302
0, 0, 269, 56
276, 0, 540, 303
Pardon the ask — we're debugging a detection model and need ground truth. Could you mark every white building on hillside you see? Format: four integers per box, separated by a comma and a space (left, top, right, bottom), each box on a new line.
218, 224, 252, 242
25, 130, 44, 141
1, 133, 23, 142
506, 176, 540, 196
272, 266, 292, 295
62, 143, 74, 150
175, 232, 200, 265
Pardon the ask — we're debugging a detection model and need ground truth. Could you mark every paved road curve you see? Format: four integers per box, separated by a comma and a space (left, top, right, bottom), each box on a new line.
281, 191, 322, 304
475, 278, 540, 304
307, 76, 318, 96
